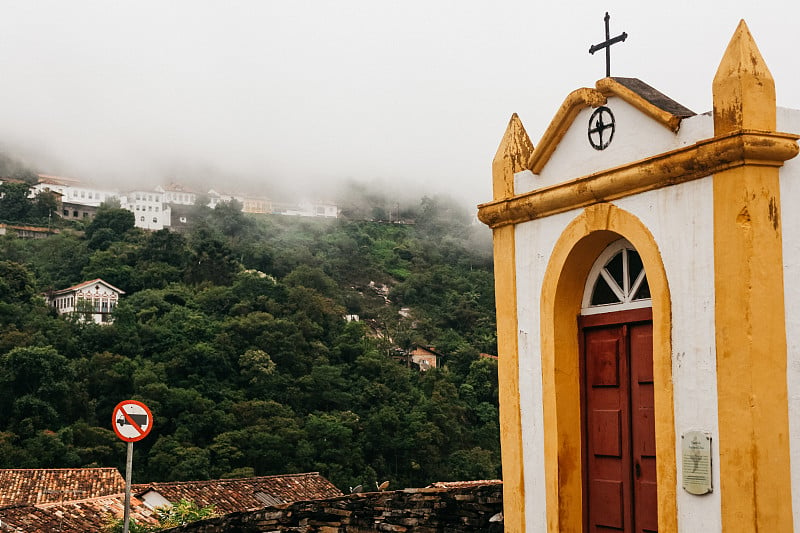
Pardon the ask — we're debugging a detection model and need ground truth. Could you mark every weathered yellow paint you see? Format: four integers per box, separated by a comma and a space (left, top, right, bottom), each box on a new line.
713, 20, 775, 135
492, 225, 524, 533
528, 88, 606, 174
712, 20, 794, 531
492, 114, 533, 201
489, 115, 533, 533
540, 203, 676, 532
478, 129, 799, 229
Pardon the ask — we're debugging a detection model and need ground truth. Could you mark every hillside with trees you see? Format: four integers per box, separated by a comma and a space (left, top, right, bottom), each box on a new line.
0, 191, 499, 491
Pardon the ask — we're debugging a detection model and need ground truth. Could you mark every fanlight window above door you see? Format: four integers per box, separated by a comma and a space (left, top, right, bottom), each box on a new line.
581, 239, 651, 315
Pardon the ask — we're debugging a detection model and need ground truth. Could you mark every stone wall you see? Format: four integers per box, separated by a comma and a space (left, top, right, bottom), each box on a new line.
164, 482, 503, 532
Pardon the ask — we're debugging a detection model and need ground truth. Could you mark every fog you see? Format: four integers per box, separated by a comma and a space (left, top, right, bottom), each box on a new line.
0, 1, 798, 209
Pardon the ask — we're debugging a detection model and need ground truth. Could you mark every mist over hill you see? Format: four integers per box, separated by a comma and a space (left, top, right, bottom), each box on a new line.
0, 190, 498, 490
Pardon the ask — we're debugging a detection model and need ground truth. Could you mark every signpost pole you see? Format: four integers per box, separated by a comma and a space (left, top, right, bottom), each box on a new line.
113, 399, 153, 533
123, 441, 133, 533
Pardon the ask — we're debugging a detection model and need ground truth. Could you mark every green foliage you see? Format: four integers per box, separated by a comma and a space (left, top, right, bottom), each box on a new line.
0, 193, 500, 491
102, 499, 218, 532
0, 182, 33, 222
103, 516, 152, 533
155, 498, 220, 528
85, 208, 136, 239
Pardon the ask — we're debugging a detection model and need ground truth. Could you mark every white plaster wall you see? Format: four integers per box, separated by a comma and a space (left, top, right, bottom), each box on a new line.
515, 99, 712, 194
514, 209, 577, 532
777, 106, 800, 529
513, 177, 720, 532
615, 180, 720, 533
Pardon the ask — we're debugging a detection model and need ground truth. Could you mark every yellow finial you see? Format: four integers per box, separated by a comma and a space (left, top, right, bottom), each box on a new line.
713, 20, 775, 135
492, 113, 533, 201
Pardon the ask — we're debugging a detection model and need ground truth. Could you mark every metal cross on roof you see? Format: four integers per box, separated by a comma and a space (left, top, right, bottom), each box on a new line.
589, 12, 628, 78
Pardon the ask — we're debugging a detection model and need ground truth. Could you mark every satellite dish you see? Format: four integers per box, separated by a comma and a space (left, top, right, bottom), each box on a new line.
376, 480, 390, 491
489, 511, 504, 523
349, 484, 363, 494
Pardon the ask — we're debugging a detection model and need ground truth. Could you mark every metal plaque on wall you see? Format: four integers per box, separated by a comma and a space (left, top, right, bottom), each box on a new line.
682, 431, 712, 495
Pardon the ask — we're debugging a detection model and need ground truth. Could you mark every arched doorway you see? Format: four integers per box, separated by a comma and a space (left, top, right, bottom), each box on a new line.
580, 240, 657, 532
539, 203, 676, 532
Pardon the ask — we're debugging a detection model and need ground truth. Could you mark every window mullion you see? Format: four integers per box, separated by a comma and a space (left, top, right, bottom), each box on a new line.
600, 268, 625, 302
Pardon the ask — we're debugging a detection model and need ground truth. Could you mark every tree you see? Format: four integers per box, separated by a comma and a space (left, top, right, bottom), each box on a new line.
0, 181, 32, 222
185, 228, 239, 285
0, 261, 35, 303
85, 208, 135, 239
31, 190, 59, 220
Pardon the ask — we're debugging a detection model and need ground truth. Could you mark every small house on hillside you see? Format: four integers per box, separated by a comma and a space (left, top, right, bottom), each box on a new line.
44, 278, 125, 324
409, 345, 443, 370
133, 472, 343, 514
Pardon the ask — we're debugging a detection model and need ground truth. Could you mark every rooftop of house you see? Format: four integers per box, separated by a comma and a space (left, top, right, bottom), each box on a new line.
132, 472, 343, 514
0, 493, 158, 532
48, 278, 126, 296
0, 468, 125, 506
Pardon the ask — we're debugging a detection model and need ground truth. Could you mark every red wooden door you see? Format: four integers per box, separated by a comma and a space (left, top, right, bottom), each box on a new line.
581, 309, 657, 533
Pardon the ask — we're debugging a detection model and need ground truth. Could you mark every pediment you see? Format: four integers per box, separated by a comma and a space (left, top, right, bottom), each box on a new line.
516, 78, 696, 194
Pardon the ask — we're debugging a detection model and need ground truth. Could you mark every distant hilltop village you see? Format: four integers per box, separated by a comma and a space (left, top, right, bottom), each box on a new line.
30, 174, 339, 231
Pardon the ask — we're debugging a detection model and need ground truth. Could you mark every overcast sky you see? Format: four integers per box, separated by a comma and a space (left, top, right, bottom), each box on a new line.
0, 1, 797, 207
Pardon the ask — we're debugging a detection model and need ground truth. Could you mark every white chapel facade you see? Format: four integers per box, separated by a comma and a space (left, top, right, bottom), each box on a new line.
479, 21, 800, 532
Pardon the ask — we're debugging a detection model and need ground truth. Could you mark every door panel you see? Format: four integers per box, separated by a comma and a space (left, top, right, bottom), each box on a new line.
583, 318, 657, 533
585, 325, 631, 532
630, 322, 657, 533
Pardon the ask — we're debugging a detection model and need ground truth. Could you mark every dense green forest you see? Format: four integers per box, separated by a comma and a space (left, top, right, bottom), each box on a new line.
0, 188, 499, 491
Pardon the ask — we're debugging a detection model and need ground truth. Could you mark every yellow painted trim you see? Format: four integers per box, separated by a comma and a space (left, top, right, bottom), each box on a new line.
528, 87, 606, 174
712, 19, 793, 531
493, 225, 524, 533
489, 111, 532, 533
478, 130, 799, 229
528, 79, 691, 174
492, 113, 534, 201
540, 203, 677, 532
713, 20, 775, 136
596, 77, 683, 131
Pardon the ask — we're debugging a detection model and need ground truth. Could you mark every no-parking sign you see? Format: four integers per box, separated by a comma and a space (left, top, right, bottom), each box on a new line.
112, 400, 153, 442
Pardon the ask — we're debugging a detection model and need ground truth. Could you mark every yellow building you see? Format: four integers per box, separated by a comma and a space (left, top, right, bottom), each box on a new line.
478, 21, 800, 532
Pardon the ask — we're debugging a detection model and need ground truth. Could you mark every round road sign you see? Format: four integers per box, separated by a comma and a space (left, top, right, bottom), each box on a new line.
112, 400, 153, 442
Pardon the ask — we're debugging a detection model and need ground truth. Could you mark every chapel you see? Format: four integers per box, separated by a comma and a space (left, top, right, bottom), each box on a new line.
478, 20, 800, 532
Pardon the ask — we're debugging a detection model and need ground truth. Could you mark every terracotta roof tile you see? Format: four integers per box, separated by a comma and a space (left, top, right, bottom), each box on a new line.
0, 468, 125, 506
0, 493, 158, 533
133, 472, 343, 513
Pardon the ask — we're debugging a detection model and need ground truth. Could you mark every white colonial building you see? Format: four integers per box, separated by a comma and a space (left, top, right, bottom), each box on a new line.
155, 184, 197, 206
121, 190, 171, 230
45, 278, 124, 324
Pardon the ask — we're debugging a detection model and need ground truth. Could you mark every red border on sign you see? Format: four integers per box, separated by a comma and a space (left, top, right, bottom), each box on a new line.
112, 400, 154, 442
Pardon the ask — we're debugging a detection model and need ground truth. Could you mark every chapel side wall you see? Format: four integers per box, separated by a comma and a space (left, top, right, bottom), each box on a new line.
614, 179, 720, 533
515, 210, 578, 532
514, 178, 719, 532
777, 107, 800, 529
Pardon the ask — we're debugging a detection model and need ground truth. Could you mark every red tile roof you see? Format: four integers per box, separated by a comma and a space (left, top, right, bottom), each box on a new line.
0, 493, 158, 533
0, 468, 125, 506
50, 278, 125, 296
133, 472, 343, 514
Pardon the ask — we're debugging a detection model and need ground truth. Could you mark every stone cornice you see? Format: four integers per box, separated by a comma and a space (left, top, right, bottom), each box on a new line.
478, 130, 799, 229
